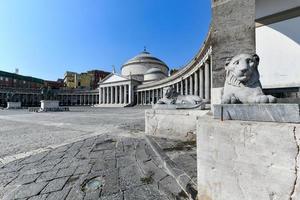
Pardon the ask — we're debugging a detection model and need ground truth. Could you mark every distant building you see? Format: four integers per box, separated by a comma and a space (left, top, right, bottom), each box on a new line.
44, 79, 64, 89
87, 70, 110, 89
0, 70, 44, 89
64, 70, 109, 90
63, 71, 79, 89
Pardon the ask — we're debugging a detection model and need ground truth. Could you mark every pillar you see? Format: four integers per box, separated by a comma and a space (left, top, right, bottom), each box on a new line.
120, 86, 123, 104
200, 67, 204, 99
106, 87, 109, 104
180, 80, 184, 95
194, 70, 199, 96
185, 78, 188, 95
129, 84, 132, 104
205, 62, 210, 100
124, 85, 127, 104
110, 87, 113, 104
190, 75, 193, 95
114, 86, 118, 104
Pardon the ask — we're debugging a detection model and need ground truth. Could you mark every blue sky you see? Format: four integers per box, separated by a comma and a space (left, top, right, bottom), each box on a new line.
0, 0, 211, 80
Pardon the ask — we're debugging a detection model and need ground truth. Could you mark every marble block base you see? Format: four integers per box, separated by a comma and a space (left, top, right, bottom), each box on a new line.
39, 100, 68, 112
197, 117, 300, 200
6, 102, 21, 109
213, 104, 300, 123
145, 109, 209, 140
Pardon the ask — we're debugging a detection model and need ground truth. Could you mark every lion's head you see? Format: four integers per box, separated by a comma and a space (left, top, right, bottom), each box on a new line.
225, 54, 260, 86
164, 87, 177, 99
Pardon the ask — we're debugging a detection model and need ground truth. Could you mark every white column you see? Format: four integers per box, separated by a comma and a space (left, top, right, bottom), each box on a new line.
102, 88, 105, 104
205, 62, 210, 100
129, 84, 132, 104
106, 87, 109, 104
120, 86, 123, 104
119, 86, 122, 104
189, 76, 193, 95
111, 87, 114, 104
180, 80, 184, 95
124, 85, 127, 104
155, 89, 158, 103
185, 78, 188, 95
200, 67, 204, 99
194, 71, 198, 96
114, 86, 118, 104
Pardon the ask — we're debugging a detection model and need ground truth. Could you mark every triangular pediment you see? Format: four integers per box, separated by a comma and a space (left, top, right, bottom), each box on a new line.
101, 73, 129, 83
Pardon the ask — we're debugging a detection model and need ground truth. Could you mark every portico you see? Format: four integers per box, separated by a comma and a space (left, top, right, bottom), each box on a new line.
98, 73, 140, 107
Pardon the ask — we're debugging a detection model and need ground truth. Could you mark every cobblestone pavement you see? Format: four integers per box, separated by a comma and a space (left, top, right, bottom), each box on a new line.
0, 134, 187, 200
150, 137, 197, 184
0, 107, 146, 163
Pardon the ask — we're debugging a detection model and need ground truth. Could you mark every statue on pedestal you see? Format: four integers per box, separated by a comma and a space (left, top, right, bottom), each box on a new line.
221, 53, 276, 104
154, 87, 206, 109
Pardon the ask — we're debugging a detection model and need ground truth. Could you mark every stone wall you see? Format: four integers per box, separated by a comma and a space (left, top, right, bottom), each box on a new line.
211, 0, 256, 88
197, 117, 300, 200
145, 109, 209, 141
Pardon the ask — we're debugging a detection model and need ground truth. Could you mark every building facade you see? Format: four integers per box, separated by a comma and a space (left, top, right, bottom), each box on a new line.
64, 70, 109, 90
0, 70, 44, 89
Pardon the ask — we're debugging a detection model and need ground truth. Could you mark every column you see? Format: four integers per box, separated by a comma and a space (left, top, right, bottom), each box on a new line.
189, 75, 193, 95
128, 84, 132, 104
114, 86, 118, 104
200, 67, 204, 99
180, 80, 184, 95
106, 87, 109, 104
124, 85, 127, 104
185, 78, 188, 95
118, 85, 122, 104
137, 92, 140, 105
110, 86, 114, 104
101, 88, 104, 104
205, 62, 210, 100
155, 89, 159, 103
120, 86, 123, 104
176, 82, 179, 93
194, 71, 199, 96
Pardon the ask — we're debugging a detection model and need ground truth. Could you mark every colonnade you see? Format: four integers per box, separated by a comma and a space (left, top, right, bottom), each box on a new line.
136, 61, 211, 105
99, 84, 130, 105
0, 90, 99, 107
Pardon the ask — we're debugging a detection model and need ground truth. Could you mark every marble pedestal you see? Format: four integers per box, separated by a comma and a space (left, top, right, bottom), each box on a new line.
145, 109, 209, 141
197, 117, 300, 200
6, 102, 21, 109
213, 104, 300, 123
40, 100, 68, 112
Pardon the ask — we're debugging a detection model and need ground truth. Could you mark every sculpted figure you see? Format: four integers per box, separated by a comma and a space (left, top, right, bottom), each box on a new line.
154, 87, 206, 109
222, 54, 276, 104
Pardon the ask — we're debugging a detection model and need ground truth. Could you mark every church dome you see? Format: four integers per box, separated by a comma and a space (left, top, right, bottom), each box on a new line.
144, 68, 167, 82
121, 50, 169, 81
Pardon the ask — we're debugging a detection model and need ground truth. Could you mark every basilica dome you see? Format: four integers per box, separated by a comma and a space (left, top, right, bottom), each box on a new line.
121, 50, 169, 81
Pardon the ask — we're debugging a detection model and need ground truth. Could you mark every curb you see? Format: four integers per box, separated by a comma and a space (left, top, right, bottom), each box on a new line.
144, 136, 198, 200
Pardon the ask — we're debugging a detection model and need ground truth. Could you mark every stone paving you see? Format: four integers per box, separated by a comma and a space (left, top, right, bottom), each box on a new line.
150, 137, 197, 184
0, 134, 187, 200
0, 107, 146, 164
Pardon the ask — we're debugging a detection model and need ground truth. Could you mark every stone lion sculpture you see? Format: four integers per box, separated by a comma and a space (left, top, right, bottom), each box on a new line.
222, 53, 276, 104
154, 87, 206, 109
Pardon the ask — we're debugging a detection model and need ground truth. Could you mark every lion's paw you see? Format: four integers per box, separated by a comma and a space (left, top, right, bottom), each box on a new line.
255, 95, 276, 103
